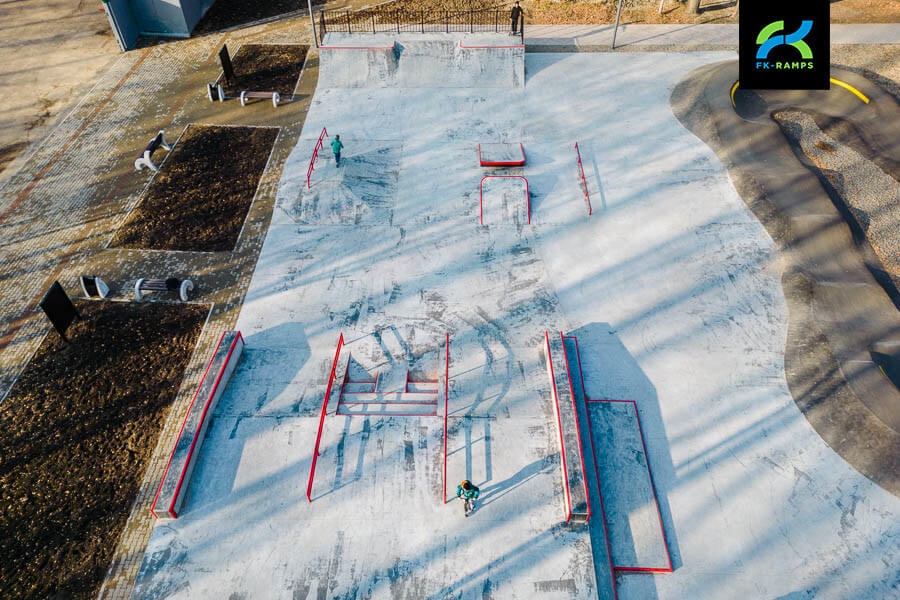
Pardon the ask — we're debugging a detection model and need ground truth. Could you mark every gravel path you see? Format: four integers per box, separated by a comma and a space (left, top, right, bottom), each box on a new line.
774, 109, 900, 291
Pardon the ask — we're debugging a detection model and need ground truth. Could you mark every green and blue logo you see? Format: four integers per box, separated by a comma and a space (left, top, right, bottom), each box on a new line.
739, 2, 829, 90
755, 20, 814, 70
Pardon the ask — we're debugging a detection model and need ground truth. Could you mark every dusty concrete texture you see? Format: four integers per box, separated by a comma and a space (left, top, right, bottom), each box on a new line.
671, 60, 900, 497
130, 38, 899, 599
0, 0, 119, 180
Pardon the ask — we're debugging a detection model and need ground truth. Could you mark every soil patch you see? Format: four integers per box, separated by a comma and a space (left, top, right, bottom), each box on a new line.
0, 141, 28, 175
336, 0, 899, 25
0, 300, 208, 600
111, 125, 279, 252
223, 44, 309, 97
193, 0, 323, 34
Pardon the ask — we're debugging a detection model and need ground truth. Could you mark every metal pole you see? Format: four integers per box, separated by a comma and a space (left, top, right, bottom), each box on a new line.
308, 0, 318, 47
611, 0, 624, 50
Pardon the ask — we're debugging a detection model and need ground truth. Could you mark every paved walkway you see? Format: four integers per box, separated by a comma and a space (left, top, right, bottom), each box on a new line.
525, 24, 900, 49
0, 13, 319, 600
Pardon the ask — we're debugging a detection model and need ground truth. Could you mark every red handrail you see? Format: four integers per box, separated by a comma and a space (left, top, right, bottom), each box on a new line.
575, 142, 591, 216
306, 126, 329, 189
306, 332, 343, 502
479, 175, 529, 225
443, 333, 450, 503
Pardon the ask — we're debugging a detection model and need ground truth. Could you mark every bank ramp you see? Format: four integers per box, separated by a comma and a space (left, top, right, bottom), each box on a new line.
318, 33, 524, 88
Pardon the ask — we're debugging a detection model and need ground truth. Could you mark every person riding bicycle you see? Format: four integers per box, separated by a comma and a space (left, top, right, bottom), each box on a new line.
456, 480, 480, 516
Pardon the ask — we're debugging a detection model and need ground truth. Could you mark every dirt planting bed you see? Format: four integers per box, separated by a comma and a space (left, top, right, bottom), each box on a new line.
111, 124, 279, 252
0, 300, 208, 600
193, 0, 324, 34
223, 44, 308, 98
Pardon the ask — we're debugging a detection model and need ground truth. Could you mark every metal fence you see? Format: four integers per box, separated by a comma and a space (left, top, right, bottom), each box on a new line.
320, 9, 524, 42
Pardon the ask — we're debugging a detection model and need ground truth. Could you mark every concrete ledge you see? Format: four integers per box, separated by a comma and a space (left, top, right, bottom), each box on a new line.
543, 330, 590, 523
152, 330, 244, 519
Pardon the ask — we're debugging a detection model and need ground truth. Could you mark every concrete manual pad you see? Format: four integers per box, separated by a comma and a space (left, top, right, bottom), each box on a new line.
133, 45, 900, 600
479, 142, 526, 166
586, 400, 670, 570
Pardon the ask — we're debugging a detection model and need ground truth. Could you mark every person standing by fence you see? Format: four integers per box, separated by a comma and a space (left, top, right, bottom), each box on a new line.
510, 1, 523, 35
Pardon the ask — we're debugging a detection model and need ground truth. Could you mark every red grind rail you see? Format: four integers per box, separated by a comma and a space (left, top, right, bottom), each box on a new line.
478, 143, 526, 167
151, 331, 242, 519
544, 331, 572, 522
568, 335, 673, 574
319, 41, 397, 50
565, 335, 618, 600
480, 175, 529, 225
306, 126, 329, 189
574, 142, 592, 216
306, 332, 344, 502
559, 332, 591, 523
459, 40, 525, 49
443, 333, 450, 504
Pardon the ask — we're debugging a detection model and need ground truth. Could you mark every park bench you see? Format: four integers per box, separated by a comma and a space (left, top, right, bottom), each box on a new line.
134, 277, 194, 302
206, 82, 226, 102
79, 275, 110, 299
134, 130, 172, 172
240, 90, 281, 107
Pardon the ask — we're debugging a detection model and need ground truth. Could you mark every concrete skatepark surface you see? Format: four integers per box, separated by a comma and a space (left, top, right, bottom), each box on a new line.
671, 61, 900, 497
132, 35, 900, 599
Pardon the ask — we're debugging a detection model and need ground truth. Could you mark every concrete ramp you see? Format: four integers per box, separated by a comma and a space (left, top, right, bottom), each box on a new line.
319, 33, 524, 88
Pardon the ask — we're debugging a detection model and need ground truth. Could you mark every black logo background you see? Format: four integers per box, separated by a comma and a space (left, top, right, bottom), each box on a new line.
739, 1, 830, 90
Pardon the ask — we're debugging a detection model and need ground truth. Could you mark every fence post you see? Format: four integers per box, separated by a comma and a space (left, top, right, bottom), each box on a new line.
396, 9, 400, 33
446, 11, 449, 33
346, 10, 351, 33
421, 9, 424, 33
495, 10, 498, 32
372, 13, 375, 33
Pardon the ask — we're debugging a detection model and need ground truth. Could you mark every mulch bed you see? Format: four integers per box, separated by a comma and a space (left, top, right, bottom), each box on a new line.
111, 125, 278, 252
0, 300, 208, 600
223, 44, 309, 98
193, 0, 324, 34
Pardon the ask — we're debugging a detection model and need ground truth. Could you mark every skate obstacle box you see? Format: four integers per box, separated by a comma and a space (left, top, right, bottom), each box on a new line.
478, 143, 526, 167
240, 90, 281, 108
135, 277, 194, 302
134, 130, 172, 172
152, 331, 244, 519
543, 331, 590, 523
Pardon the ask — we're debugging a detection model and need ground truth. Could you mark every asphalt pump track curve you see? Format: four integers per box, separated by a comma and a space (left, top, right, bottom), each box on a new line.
671, 60, 900, 497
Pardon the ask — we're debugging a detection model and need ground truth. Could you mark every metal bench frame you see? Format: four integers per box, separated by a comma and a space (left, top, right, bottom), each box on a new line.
134, 131, 172, 172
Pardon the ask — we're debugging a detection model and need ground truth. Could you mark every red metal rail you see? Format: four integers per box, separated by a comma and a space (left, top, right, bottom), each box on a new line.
568, 334, 673, 574
574, 142, 592, 216
443, 333, 450, 504
306, 332, 343, 502
319, 41, 397, 50
151, 330, 231, 519
459, 40, 525, 49
544, 331, 572, 522
306, 126, 329, 189
559, 332, 591, 524
480, 175, 529, 225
